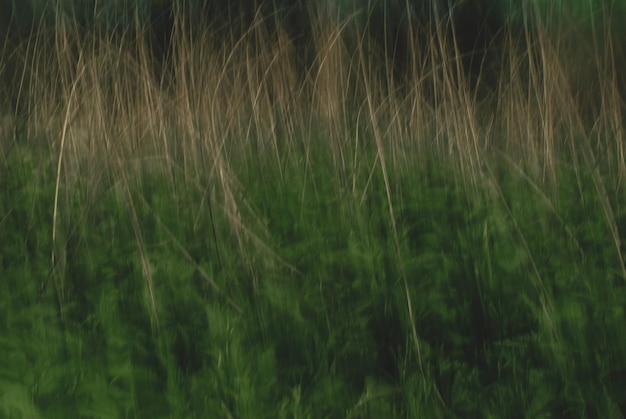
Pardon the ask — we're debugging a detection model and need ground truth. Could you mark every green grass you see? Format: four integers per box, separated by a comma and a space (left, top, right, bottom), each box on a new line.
1, 1, 626, 417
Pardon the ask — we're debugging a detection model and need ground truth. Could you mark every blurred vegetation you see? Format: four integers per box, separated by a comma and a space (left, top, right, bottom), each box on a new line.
1, 0, 626, 417
2, 127, 626, 417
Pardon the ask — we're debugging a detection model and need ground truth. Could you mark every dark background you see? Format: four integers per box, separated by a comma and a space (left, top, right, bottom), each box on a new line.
1, 0, 625, 99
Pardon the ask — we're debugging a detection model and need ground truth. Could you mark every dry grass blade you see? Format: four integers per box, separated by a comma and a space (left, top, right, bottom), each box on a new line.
136, 193, 243, 315
121, 178, 161, 333
497, 150, 584, 259
51, 51, 85, 312
356, 28, 440, 408
483, 158, 559, 345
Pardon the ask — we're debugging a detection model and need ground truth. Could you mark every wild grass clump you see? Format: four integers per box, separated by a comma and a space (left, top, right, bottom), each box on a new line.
1, 0, 625, 416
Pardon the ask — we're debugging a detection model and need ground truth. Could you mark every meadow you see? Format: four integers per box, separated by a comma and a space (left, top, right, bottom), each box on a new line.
1, 1, 626, 417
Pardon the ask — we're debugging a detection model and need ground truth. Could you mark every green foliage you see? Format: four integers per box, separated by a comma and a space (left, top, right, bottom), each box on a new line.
3, 137, 626, 417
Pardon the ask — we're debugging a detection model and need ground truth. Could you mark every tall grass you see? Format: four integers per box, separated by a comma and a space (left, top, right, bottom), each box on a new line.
7, 2, 624, 190
1, 0, 626, 416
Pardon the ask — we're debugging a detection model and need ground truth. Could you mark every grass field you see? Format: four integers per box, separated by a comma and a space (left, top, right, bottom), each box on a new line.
1, 2, 626, 417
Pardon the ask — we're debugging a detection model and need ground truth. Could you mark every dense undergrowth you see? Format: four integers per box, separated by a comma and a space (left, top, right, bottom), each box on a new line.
3, 133, 626, 417
2, 1, 626, 417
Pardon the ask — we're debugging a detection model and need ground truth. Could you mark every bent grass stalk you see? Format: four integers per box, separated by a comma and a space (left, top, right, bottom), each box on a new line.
356, 30, 448, 409
51, 49, 84, 314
